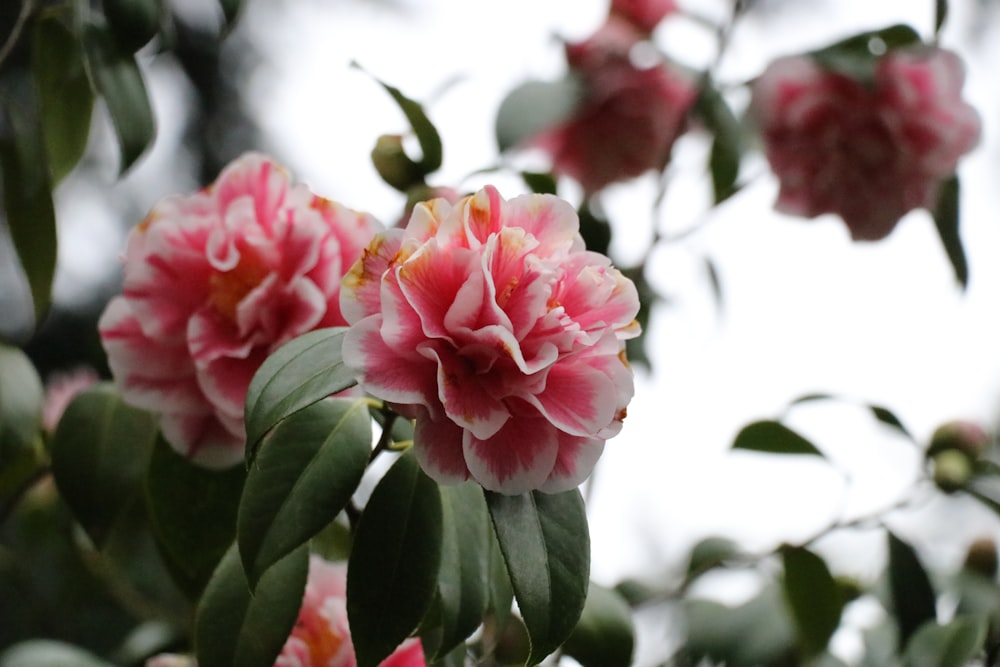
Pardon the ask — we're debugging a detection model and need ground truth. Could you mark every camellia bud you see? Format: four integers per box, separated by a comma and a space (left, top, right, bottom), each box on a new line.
932, 448, 973, 494
963, 537, 999, 578
371, 134, 424, 192
927, 420, 990, 460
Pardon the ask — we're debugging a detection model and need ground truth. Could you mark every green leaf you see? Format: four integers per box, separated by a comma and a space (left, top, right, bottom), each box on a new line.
888, 531, 937, 650
0, 640, 115, 667
80, 18, 155, 173
520, 171, 558, 195
562, 583, 635, 667
217, 0, 242, 28
495, 78, 582, 152
145, 436, 246, 597
32, 10, 95, 184
932, 175, 968, 289
811, 24, 923, 81
429, 482, 491, 658
195, 543, 308, 667
695, 82, 743, 204
0, 345, 45, 509
686, 536, 741, 580
903, 615, 987, 667
935, 0, 949, 34
238, 397, 371, 589
49, 383, 158, 548
243, 327, 356, 458
363, 69, 442, 175
578, 202, 611, 256
732, 420, 823, 456
486, 488, 590, 666
103, 0, 161, 52
0, 96, 57, 324
781, 546, 843, 658
348, 451, 443, 667
870, 405, 913, 439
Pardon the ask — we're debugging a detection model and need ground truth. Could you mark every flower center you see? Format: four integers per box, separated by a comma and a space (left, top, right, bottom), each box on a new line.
208, 244, 269, 322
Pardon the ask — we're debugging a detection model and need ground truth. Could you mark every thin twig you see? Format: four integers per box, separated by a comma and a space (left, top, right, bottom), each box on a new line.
0, 0, 36, 71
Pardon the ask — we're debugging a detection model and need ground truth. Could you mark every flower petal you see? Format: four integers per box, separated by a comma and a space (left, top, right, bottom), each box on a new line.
463, 417, 559, 494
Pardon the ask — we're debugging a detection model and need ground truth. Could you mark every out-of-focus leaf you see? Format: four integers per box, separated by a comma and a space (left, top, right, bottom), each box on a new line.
903, 615, 987, 667
348, 451, 442, 667
195, 543, 308, 667
495, 77, 582, 153
695, 82, 742, 204
217, 0, 242, 28
563, 583, 635, 667
0, 640, 115, 667
870, 405, 913, 438
31, 10, 94, 184
49, 383, 157, 548
426, 482, 491, 659
686, 536, 741, 580
0, 97, 57, 324
732, 420, 823, 457
935, 0, 949, 34
932, 175, 968, 290
486, 488, 590, 666
103, 0, 161, 52
361, 68, 442, 175
859, 618, 902, 667
781, 546, 843, 658
578, 203, 611, 258
0, 344, 44, 511
811, 24, 922, 80
888, 531, 937, 650
520, 171, 558, 195
684, 584, 796, 666
243, 327, 356, 458
238, 397, 371, 589
80, 18, 155, 173
146, 436, 245, 598
704, 256, 724, 314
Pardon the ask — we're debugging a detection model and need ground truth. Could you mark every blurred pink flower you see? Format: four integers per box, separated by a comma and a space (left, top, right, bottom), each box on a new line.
99, 153, 381, 468
42, 367, 99, 432
750, 47, 980, 241
341, 186, 640, 494
276, 556, 424, 667
534, 16, 698, 195
610, 0, 677, 34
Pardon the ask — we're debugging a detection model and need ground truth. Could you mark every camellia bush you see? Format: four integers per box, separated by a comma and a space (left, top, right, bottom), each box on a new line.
2, 0, 1000, 666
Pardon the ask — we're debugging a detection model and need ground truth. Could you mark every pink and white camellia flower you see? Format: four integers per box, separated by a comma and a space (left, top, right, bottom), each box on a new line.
610, 0, 677, 34
532, 15, 698, 195
276, 556, 425, 667
341, 186, 640, 495
750, 47, 980, 241
99, 153, 381, 468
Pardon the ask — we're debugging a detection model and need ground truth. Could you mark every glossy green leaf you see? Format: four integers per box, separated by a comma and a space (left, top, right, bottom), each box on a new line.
932, 175, 968, 289
563, 583, 635, 667
31, 10, 94, 184
686, 536, 740, 580
146, 436, 246, 597
888, 531, 937, 650
935, 0, 949, 34
0, 345, 44, 495
486, 488, 590, 666
0, 640, 115, 667
238, 397, 371, 589
482, 524, 515, 654
80, 19, 155, 173
104, 0, 162, 52
903, 615, 986, 667
364, 70, 442, 175
520, 171, 558, 195
49, 383, 157, 548
429, 482, 491, 658
195, 543, 308, 667
243, 327, 356, 458
495, 77, 582, 152
781, 546, 843, 658
732, 420, 823, 456
348, 451, 443, 667
0, 98, 57, 323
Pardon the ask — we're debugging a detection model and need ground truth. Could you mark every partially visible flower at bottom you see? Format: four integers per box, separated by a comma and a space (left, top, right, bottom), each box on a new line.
42, 366, 99, 432
276, 556, 425, 667
145, 655, 196, 667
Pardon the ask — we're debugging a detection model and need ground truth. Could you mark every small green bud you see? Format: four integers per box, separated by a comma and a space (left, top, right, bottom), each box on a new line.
371, 134, 423, 192
933, 449, 973, 493
927, 420, 990, 460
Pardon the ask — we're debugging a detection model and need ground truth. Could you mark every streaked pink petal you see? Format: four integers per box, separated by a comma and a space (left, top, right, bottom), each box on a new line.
413, 415, 470, 485
159, 411, 245, 469
525, 361, 618, 436
540, 433, 605, 493
343, 316, 437, 407
464, 417, 559, 494
426, 345, 510, 440
340, 230, 404, 325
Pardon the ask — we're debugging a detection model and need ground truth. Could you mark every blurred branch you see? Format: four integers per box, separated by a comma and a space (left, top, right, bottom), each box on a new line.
0, 0, 35, 70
